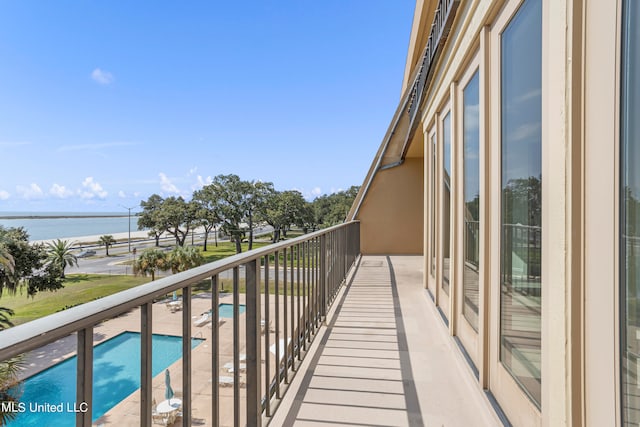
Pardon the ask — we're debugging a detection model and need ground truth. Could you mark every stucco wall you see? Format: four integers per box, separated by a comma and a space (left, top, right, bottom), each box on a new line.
356, 158, 424, 254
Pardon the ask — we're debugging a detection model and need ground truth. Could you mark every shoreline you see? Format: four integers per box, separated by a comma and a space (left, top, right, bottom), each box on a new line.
31, 230, 152, 246
0, 214, 130, 220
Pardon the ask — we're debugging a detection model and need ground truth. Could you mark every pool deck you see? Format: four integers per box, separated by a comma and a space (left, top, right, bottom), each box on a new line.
19, 255, 502, 426
20, 290, 284, 427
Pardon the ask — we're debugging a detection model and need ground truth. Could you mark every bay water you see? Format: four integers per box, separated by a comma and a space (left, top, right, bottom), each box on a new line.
0, 212, 140, 241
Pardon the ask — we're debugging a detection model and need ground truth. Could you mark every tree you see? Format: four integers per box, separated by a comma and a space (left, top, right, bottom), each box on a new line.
167, 246, 204, 274
192, 189, 222, 251
202, 175, 247, 254
244, 180, 274, 250
158, 197, 199, 247
99, 235, 117, 256
133, 249, 168, 281
0, 227, 64, 298
139, 194, 165, 247
312, 186, 360, 227
261, 190, 306, 242
46, 239, 78, 279
0, 354, 23, 425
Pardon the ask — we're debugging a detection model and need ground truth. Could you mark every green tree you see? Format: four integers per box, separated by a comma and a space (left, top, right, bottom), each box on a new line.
133, 248, 168, 281
139, 194, 165, 247
167, 246, 204, 274
158, 197, 199, 247
46, 239, 78, 279
192, 189, 222, 251
244, 180, 274, 250
261, 190, 307, 242
0, 227, 64, 297
202, 175, 247, 254
312, 186, 359, 228
98, 235, 117, 256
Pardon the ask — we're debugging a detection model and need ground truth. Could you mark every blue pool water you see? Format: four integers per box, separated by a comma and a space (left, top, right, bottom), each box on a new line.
7, 332, 203, 426
218, 303, 246, 318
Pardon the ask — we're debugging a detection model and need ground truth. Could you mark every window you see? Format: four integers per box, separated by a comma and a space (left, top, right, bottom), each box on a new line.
463, 70, 480, 331
621, 0, 640, 423
442, 111, 452, 295
499, 0, 542, 407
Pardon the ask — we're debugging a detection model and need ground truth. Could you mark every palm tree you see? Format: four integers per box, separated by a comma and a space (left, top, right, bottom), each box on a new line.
98, 235, 117, 256
46, 239, 78, 279
167, 246, 204, 274
133, 249, 168, 281
0, 308, 23, 426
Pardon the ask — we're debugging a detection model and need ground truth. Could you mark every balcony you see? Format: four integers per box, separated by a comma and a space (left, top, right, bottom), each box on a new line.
0, 222, 500, 426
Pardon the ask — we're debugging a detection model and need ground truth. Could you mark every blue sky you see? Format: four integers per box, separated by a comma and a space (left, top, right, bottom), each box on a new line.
0, 1, 414, 212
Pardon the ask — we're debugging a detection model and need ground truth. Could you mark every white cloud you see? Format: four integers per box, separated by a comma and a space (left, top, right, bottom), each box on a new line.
0, 190, 9, 200
49, 184, 72, 198
311, 187, 322, 196
16, 183, 43, 199
189, 167, 198, 176
194, 175, 212, 190
118, 190, 127, 198
58, 142, 134, 152
79, 177, 108, 199
159, 173, 180, 194
91, 68, 114, 85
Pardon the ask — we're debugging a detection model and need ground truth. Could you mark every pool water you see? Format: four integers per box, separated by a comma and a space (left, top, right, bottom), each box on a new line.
218, 303, 246, 318
7, 332, 203, 426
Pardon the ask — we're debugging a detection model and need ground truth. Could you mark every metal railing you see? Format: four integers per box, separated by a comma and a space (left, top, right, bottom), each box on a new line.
501, 223, 541, 297
0, 221, 361, 426
407, 0, 460, 124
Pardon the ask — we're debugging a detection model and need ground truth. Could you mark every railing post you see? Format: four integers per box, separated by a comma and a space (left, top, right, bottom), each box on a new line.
245, 259, 262, 426
76, 327, 93, 427
140, 303, 153, 427
320, 234, 327, 322
182, 286, 192, 427
211, 275, 220, 427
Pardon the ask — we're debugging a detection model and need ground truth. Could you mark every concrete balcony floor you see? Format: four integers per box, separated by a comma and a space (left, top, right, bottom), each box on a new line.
269, 255, 500, 427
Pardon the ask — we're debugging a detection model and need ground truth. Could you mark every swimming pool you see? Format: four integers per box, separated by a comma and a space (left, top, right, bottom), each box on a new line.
7, 332, 203, 426
218, 303, 246, 318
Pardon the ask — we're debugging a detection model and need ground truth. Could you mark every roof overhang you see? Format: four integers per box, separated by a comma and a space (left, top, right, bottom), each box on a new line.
348, 0, 460, 220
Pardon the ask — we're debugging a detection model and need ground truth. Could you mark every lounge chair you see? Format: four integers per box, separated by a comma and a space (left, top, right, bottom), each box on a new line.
194, 312, 211, 327
223, 362, 246, 373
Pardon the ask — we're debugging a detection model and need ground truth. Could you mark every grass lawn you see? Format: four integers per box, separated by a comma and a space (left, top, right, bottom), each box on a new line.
1, 240, 315, 325
1, 274, 150, 325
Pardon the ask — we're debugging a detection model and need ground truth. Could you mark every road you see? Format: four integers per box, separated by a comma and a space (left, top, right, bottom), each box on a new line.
66, 226, 274, 277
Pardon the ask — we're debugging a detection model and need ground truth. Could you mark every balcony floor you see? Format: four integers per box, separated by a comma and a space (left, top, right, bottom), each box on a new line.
269, 255, 500, 427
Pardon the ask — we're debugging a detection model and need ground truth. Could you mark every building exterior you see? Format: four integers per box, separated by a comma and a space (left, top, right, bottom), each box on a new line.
349, 0, 640, 425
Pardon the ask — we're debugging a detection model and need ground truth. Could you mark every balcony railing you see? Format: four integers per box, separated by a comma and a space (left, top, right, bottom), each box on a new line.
0, 221, 361, 426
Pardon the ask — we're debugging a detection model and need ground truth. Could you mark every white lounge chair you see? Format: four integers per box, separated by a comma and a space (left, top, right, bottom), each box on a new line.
194, 312, 211, 327
223, 362, 246, 373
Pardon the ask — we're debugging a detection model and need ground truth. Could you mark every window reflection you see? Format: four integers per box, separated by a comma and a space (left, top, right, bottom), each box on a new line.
463, 70, 480, 331
499, 0, 542, 407
621, 0, 640, 424
442, 111, 452, 295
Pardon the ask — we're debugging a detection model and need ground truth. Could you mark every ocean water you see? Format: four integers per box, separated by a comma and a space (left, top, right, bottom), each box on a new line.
0, 212, 140, 241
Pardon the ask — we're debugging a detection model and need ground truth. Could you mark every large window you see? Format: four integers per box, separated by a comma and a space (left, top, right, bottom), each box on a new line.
621, 0, 640, 424
463, 70, 480, 331
442, 111, 452, 295
499, 0, 542, 407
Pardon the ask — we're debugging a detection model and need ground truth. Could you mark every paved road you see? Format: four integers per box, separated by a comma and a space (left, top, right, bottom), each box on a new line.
67, 227, 274, 276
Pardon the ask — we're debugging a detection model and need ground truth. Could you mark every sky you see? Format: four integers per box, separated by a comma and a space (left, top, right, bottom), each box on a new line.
0, 1, 415, 212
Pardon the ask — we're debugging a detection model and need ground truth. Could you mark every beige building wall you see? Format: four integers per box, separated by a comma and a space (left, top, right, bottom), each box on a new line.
356, 158, 424, 255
